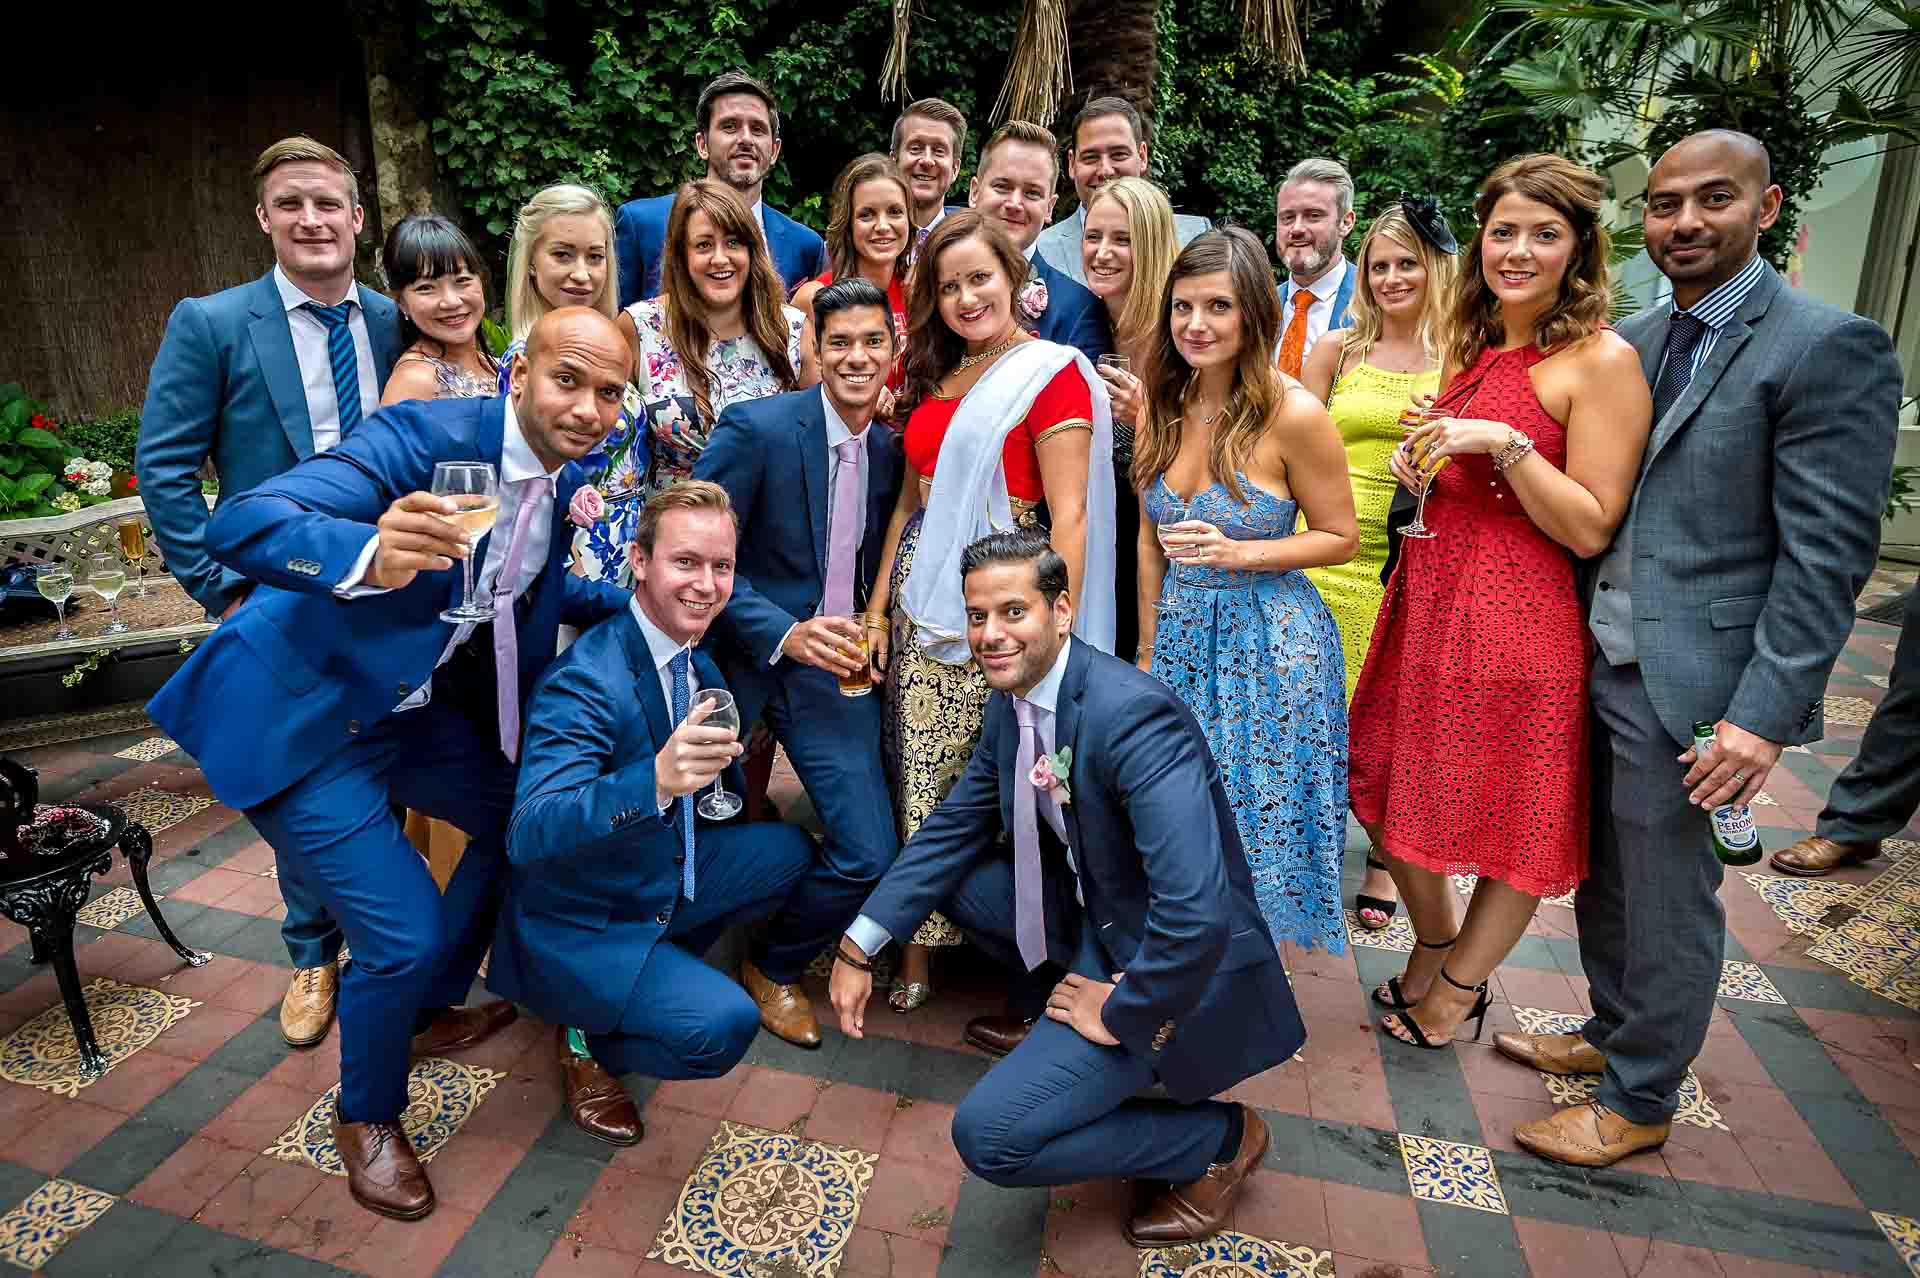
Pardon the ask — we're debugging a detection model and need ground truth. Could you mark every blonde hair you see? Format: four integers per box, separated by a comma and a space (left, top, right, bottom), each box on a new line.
979, 120, 1060, 187
634, 479, 737, 552
1341, 208, 1455, 367
505, 184, 618, 342
252, 136, 358, 207
1083, 177, 1177, 359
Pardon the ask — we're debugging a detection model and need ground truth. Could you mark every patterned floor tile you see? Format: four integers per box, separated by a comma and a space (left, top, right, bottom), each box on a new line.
1137, 1230, 1335, 1276
1875, 1211, 1920, 1276
1805, 851, 1920, 1013
1751, 790, 1780, 806
1825, 695, 1878, 727
111, 736, 178, 762
1345, 909, 1414, 953
264, 1056, 505, 1175
108, 787, 214, 835
74, 885, 152, 931
647, 1118, 877, 1276
1718, 960, 1787, 1004
0, 1178, 117, 1269
1398, 1133, 1508, 1214
0, 978, 200, 1097
1448, 874, 1574, 908
1869, 674, 1892, 688
1511, 1007, 1727, 1131
0, 703, 152, 752
1741, 871, 1859, 937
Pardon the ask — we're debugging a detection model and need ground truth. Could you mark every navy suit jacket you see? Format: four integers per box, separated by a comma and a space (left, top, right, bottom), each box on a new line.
145, 396, 628, 812
489, 612, 744, 1033
1025, 252, 1111, 364
137, 270, 402, 616
858, 641, 1305, 1102
616, 193, 826, 307
691, 388, 903, 717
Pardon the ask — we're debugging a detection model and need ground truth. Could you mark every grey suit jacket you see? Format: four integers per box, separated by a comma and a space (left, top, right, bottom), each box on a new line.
1606, 261, 1900, 747
1034, 206, 1211, 286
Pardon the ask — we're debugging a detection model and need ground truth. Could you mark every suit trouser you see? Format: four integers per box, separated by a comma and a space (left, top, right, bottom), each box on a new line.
941, 857, 1231, 1187
586, 820, 816, 1080
248, 697, 513, 1122
1818, 586, 1920, 844
278, 873, 344, 969
1577, 659, 1724, 1125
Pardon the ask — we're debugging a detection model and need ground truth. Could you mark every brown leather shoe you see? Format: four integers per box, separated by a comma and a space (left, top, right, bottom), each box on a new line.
331, 1104, 435, 1219
1126, 1104, 1269, 1247
1492, 1030, 1605, 1076
1771, 835, 1881, 878
963, 1015, 1033, 1057
1514, 1101, 1670, 1168
411, 1000, 518, 1057
280, 964, 338, 1048
558, 1028, 643, 1146
740, 958, 821, 1049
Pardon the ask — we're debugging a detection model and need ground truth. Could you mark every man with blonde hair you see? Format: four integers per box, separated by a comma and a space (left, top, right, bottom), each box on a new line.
1273, 156, 1360, 377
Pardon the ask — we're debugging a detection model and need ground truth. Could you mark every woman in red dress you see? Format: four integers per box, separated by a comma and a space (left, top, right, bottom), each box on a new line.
1349, 154, 1651, 1051
792, 153, 913, 398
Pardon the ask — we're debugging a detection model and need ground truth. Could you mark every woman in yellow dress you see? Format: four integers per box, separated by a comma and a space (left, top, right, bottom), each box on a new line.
1300, 196, 1456, 930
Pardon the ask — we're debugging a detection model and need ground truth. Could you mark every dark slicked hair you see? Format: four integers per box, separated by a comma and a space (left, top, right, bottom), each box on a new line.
960, 529, 1068, 605
697, 70, 781, 138
812, 278, 896, 346
1073, 95, 1148, 149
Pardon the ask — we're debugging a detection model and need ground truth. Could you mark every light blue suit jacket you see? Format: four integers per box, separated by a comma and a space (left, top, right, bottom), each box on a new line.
615, 193, 826, 308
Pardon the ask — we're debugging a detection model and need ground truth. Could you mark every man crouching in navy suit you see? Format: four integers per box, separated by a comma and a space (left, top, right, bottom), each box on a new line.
829, 529, 1304, 1247
489, 481, 818, 1147
146, 308, 635, 1220
692, 278, 905, 1048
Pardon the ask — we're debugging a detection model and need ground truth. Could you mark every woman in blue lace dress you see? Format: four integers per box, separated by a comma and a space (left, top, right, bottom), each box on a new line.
1136, 228, 1358, 953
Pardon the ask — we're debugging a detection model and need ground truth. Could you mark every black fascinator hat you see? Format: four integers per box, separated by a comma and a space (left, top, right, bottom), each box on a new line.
1398, 193, 1459, 256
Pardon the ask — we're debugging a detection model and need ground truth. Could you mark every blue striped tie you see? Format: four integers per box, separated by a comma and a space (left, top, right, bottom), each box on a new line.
304, 301, 364, 435
669, 649, 697, 900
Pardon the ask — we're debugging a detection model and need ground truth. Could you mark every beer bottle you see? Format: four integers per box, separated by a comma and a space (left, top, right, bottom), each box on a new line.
1691, 722, 1763, 866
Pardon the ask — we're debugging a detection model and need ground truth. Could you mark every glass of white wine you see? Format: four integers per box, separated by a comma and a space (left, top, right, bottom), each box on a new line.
693, 687, 744, 820
35, 565, 75, 639
433, 461, 500, 623
87, 553, 129, 635
1154, 495, 1190, 613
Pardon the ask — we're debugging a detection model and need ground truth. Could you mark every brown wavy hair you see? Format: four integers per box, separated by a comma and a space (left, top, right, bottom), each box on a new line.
1134, 227, 1284, 504
824, 154, 912, 286
1447, 153, 1611, 373
659, 179, 799, 424
900, 210, 1029, 415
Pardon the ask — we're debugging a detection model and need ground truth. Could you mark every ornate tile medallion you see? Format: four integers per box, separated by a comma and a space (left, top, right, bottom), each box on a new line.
1137, 1230, 1335, 1276
75, 885, 152, 931
1510, 1008, 1727, 1131
1873, 1211, 1920, 1276
1541, 888, 1576, 908
648, 1119, 877, 1277
1446, 873, 1573, 908
264, 1056, 505, 1175
0, 704, 153, 752
109, 788, 214, 835
1344, 909, 1414, 954
1717, 961, 1787, 1004
0, 978, 199, 1097
112, 736, 178, 762
1398, 1134, 1508, 1214
1805, 851, 1920, 1013
1825, 696, 1877, 728
0, 1179, 117, 1269
1741, 872, 1858, 938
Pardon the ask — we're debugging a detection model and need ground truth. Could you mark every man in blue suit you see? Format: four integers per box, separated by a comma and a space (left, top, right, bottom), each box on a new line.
830, 529, 1301, 1248
1273, 157, 1359, 378
146, 309, 632, 1219
692, 279, 905, 1048
491, 480, 818, 1144
1034, 96, 1210, 286
137, 135, 401, 1048
615, 70, 826, 307
967, 122, 1111, 363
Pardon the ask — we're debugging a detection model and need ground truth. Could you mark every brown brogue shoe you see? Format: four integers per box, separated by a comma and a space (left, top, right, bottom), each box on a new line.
280, 964, 338, 1048
332, 1104, 435, 1219
1771, 835, 1881, 878
1126, 1105, 1269, 1247
1492, 1030, 1605, 1076
740, 958, 821, 1049
1515, 1101, 1669, 1168
411, 1000, 518, 1057
558, 1028, 643, 1146
963, 1015, 1033, 1057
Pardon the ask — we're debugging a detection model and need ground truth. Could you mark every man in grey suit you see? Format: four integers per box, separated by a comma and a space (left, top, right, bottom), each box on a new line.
1499, 131, 1903, 1167
1033, 96, 1208, 286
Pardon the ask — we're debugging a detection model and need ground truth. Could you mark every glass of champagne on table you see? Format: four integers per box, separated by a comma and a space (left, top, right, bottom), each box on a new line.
693, 688, 745, 820
86, 553, 129, 635
116, 517, 148, 597
432, 461, 500, 623
35, 565, 75, 639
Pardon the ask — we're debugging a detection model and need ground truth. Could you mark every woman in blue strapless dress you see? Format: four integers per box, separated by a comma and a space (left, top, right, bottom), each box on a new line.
1136, 228, 1359, 953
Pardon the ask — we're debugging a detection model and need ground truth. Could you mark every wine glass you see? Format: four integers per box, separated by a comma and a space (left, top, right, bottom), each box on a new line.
116, 518, 148, 597
693, 688, 745, 820
1400, 404, 1447, 540
1154, 494, 1190, 612
87, 553, 129, 635
35, 565, 75, 639
433, 461, 500, 623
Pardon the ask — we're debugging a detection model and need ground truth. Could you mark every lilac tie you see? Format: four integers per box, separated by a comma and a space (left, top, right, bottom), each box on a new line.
823, 437, 864, 616
1012, 698, 1047, 970
492, 476, 551, 762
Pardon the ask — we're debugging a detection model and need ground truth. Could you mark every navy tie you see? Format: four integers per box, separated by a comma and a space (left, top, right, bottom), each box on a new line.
304, 301, 364, 436
1651, 312, 1709, 426
669, 649, 696, 900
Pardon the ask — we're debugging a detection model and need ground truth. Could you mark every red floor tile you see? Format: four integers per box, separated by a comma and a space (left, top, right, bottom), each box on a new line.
1660, 1124, 1767, 1194
262, 1173, 382, 1266
840, 1224, 944, 1277
0, 1080, 55, 1148
218, 874, 290, 917
566, 1166, 680, 1258
145, 1003, 259, 1063
7, 1095, 124, 1173
130, 1135, 259, 1217
1610, 1235, 1727, 1277
195, 1154, 328, 1242
81, 1047, 195, 1114
1738, 1135, 1862, 1208
804, 1080, 899, 1151
1307, 1061, 1397, 1130
879, 1097, 963, 1173
1233, 1169, 1330, 1249
855, 1155, 963, 1247
614, 1105, 724, 1182
1466, 1089, 1563, 1155
420, 1132, 528, 1215
1323, 1182, 1426, 1269
146, 953, 253, 1004
165, 866, 257, 908
1223, 1058, 1312, 1115
1043, 1179, 1143, 1278
725, 1065, 826, 1132
205, 962, 296, 1016
1455, 1040, 1557, 1102
1712, 1082, 1821, 1148
200, 1078, 316, 1152
537, 1237, 645, 1277
346, 1203, 479, 1278
1332, 1253, 1433, 1276
1513, 1217, 1628, 1278
649, 1063, 750, 1118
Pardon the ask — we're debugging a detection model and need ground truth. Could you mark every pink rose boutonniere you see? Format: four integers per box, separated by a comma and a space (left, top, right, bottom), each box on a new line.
1017, 278, 1049, 325
1029, 745, 1072, 806
568, 484, 606, 528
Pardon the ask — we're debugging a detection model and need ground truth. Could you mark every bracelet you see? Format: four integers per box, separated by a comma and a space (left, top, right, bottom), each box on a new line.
834, 942, 875, 973
1493, 430, 1535, 472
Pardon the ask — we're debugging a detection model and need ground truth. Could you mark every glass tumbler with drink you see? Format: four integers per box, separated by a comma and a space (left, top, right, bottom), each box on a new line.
35, 565, 75, 639
837, 614, 873, 698
87, 553, 129, 635
117, 518, 149, 597
433, 461, 501, 623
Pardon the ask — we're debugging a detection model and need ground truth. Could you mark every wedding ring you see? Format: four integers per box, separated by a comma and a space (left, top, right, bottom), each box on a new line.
1732, 772, 1747, 783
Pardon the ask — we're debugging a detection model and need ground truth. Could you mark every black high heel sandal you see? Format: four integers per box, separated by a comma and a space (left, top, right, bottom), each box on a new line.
1379, 967, 1493, 1049
1372, 935, 1456, 1010
1354, 854, 1399, 931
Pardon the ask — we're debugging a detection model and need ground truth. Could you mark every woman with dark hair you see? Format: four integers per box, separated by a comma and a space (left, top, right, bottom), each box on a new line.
1135, 226, 1357, 955
865, 210, 1116, 1012
792, 154, 912, 376
1353, 154, 1651, 1051
379, 213, 498, 405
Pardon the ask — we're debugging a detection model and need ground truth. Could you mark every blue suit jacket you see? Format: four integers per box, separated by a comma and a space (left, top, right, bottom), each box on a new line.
145, 396, 628, 812
616, 193, 826, 308
858, 641, 1304, 1102
691, 389, 903, 716
1025, 252, 1111, 364
137, 271, 402, 616
489, 612, 744, 1033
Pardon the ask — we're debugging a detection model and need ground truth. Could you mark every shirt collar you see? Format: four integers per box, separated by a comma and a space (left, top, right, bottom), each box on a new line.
1024, 238, 1041, 263
1292, 256, 1348, 301
921, 206, 947, 235
627, 595, 691, 673
274, 263, 361, 314
500, 396, 563, 484
819, 387, 856, 448
1672, 253, 1766, 332
1019, 637, 1075, 717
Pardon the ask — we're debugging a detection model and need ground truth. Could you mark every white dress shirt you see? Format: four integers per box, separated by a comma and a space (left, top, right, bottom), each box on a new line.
770, 388, 871, 664
629, 595, 701, 814
273, 265, 381, 454
1279, 256, 1352, 361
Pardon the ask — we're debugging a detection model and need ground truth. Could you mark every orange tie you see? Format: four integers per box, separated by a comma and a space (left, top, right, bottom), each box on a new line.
1278, 288, 1317, 378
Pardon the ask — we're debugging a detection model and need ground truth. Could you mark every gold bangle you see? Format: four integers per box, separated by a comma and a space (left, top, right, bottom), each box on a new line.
862, 615, 888, 630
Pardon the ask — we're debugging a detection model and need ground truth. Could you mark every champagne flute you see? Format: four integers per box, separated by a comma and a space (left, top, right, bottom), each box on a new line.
117, 518, 148, 597
433, 461, 500, 623
1154, 494, 1190, 612
35, 565, 75, 639
87, 553, 129, 634
1400, 404, 1447, 540
693, 688, 745, 820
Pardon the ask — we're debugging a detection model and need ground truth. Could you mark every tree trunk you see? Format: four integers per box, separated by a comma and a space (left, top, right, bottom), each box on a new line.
1063, 0, 1162, 126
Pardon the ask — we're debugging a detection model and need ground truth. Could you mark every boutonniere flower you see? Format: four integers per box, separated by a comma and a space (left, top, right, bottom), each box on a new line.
1029, 745, 1072, 806
568, 484, 606, 528
1017, 278, 1050, 323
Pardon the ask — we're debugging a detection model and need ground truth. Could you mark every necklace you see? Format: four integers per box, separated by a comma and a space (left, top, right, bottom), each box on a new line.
956, 335, 1018, 373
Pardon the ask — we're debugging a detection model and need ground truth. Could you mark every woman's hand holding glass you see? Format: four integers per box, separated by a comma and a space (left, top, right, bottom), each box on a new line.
1159, 520, 1236, 569
1405, 415, 1511, 467
1095, 359, 1143, 426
